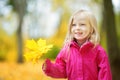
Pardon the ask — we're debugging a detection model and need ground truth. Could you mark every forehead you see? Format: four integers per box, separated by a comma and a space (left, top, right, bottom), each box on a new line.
73, 13, 88, 23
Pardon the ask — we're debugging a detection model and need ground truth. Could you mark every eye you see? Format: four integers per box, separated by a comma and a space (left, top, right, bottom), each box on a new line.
72, 24, 76, 26
80, 24, 85, 25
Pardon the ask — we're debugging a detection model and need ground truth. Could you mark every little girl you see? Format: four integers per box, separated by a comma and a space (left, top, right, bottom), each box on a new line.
42, 9, 112, 80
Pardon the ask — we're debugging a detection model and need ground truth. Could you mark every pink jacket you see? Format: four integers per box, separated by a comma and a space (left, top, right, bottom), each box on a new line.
42, 41, 112, 80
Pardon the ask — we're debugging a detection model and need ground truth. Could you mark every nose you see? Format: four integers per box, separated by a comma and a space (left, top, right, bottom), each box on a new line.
75, 25, 80, 30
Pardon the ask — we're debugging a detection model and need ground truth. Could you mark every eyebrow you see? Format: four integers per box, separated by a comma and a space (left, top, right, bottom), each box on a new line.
71, 24, 76, 26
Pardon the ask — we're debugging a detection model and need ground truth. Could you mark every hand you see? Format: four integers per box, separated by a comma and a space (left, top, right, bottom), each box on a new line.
42, 59, 51, 72
42, 62, 47, 71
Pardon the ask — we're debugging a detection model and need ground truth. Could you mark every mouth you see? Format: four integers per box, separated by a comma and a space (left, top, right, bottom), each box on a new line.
75, 32, 83, 35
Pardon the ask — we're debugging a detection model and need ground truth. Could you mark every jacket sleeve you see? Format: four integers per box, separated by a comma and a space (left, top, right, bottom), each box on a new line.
97, 47, 112, 80
42, 47, 67, 78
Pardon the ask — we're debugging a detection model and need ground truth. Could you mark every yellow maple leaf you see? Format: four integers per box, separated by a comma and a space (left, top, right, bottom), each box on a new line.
26, 39, 38, 50
24, 38, 53, 64
37, 39, 46, 47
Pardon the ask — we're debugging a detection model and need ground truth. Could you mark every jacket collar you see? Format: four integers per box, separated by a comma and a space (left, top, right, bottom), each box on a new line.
70, 40, 94, 50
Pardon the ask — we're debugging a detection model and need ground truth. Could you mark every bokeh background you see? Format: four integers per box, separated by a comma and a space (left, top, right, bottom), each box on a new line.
0, 0, 120, 80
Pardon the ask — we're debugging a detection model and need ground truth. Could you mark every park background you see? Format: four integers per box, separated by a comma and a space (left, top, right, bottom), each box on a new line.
0, 0, 120, 80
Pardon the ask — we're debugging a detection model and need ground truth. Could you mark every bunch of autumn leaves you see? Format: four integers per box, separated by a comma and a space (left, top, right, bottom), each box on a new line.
24, 39, 53, 64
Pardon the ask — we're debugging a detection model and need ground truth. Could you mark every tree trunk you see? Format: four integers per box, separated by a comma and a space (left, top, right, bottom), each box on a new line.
17, 14, 24, 63
10, 0, 27, 63
103, 0, 120, 79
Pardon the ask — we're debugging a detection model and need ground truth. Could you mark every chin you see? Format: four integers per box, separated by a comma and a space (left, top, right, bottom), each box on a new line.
75, 38, 83, 41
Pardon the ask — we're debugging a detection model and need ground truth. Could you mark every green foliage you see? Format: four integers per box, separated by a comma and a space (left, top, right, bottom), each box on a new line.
0, 49, 6, 61
0, 50, 6, 61
41, 45, 60, 59
92, 0, 103, 3
0, 30, 9, 61
115, 13, 120, 48
0, 27, 17, 61
8, 0, 27, 13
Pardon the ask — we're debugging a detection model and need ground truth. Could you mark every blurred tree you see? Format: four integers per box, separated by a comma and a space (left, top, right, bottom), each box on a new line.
8, 0, 27, 63
103, 0, 120, 79
49, 13, 70, 47
50, 0, 70, 47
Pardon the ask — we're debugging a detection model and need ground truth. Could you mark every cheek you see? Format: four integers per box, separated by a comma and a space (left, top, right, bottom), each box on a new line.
71, 27, 74, 33
82, 27, 88, 31
83, 27, 91, 34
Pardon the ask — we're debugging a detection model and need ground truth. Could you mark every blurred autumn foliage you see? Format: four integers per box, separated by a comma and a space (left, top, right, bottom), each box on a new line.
0, 60, 67, 80
0, 28, 17, 62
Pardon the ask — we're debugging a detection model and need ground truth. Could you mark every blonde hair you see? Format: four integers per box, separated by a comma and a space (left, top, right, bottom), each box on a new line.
64, 9, 100, 47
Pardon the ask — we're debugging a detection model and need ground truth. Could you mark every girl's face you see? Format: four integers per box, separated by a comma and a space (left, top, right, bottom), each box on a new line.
71, 13, 91, 44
